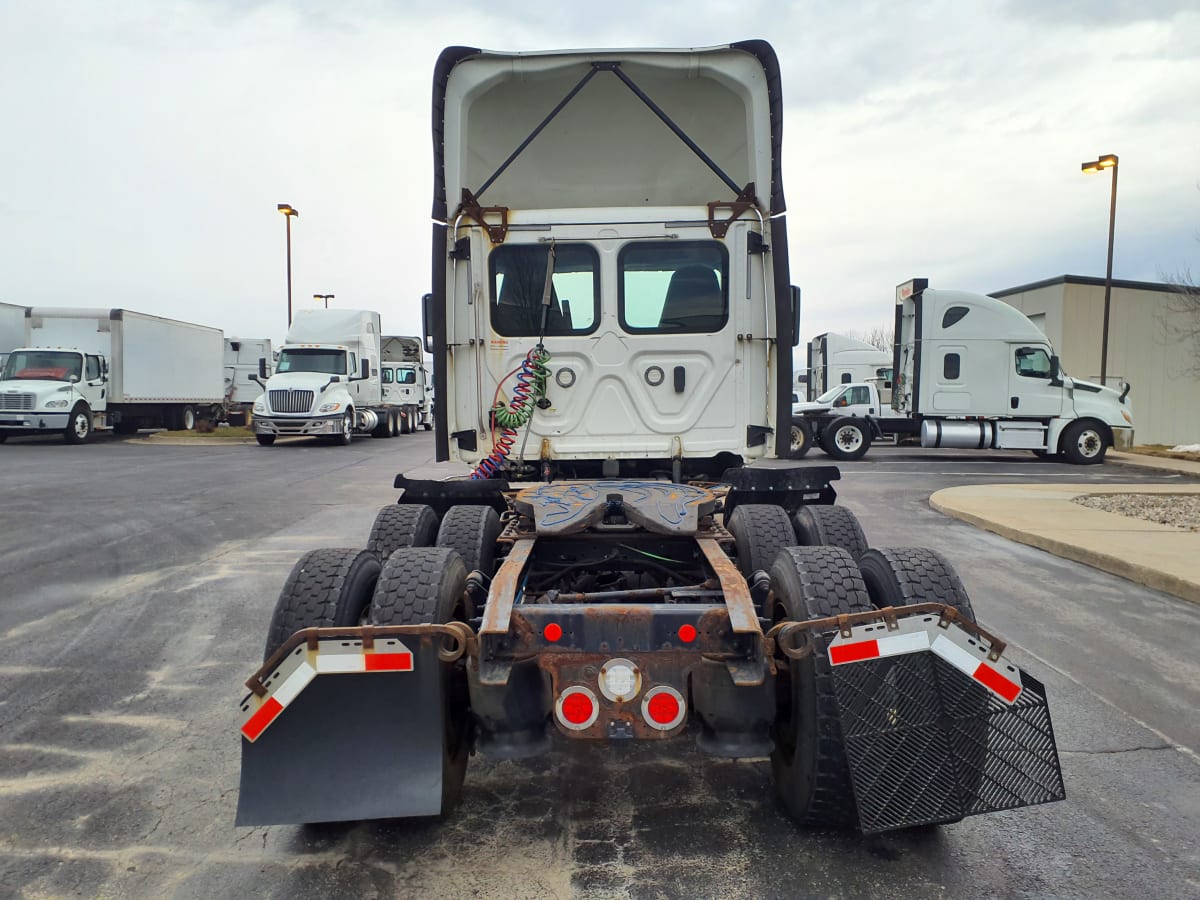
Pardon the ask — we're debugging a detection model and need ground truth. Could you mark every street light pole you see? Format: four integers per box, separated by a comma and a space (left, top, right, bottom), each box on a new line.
1081, 154, 1118, 384
314, 293, 334, 309
277, 204, 300, 326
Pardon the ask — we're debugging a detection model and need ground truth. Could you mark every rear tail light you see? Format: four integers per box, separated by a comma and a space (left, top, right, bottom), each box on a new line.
556, 686, 599, 731
641, 685, 686, 731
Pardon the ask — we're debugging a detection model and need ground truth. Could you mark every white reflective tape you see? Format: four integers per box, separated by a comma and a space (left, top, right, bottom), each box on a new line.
316, 653, 367, 674
877, 631, 930, 657
931, 634, 979, 678
272, 660, 316, 707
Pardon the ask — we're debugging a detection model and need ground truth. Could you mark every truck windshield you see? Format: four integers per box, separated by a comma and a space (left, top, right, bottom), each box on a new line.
276, 348, 346, 375
816, 386, 845, 404
2, 350, 83, 382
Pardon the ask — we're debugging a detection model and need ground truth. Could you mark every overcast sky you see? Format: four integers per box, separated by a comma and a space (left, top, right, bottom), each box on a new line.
2, 1, 1198, 356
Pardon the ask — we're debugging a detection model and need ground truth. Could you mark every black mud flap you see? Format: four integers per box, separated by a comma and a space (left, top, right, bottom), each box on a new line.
236, 641, 445, 826
827, 617, 1066, 834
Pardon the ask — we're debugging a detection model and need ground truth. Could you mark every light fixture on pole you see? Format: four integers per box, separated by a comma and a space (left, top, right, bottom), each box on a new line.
1080, 154, 1118, 384
314, 293, 334, 309
277, 203, 300, 326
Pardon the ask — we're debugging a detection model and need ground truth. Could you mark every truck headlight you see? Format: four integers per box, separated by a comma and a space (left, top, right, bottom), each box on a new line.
44, 399, 69, 408
319, 402, 341, 413
253, 399, 266, 413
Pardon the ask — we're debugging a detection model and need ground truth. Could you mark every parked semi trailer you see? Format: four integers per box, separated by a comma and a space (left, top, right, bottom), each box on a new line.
235, 42, 1065, 834
790, 279, 1133, 463
0, 307, 224, 443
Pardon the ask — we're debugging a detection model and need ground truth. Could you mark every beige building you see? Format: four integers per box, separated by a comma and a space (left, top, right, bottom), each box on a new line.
992, 275, 1199, 446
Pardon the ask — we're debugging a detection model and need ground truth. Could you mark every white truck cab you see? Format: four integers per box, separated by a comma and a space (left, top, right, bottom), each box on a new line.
429, 43, 799, 479
380, 335, 433, 433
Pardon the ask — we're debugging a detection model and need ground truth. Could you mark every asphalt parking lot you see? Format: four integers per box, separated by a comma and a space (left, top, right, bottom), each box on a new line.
0, 434, 1197, 898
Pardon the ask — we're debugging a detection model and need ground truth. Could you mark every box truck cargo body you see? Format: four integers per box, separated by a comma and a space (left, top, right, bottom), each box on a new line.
0, 308, 224, 443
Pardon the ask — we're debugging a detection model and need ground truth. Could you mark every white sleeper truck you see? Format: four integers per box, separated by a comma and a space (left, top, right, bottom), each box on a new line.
380, 335, 433, 433
251, 308, 406, 445
807, 332, 892, 401
0, 307, 224, 443
790, 278, 1133, 462
235, 42, 1065, 836
224, 337, 273, 418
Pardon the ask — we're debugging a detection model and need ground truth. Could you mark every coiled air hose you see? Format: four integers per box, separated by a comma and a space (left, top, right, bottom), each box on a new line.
470, 346, 551, 479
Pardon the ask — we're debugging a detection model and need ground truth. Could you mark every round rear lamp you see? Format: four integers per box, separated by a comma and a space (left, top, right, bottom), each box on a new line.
556, 686, 599, 731
641, 685, 686, 731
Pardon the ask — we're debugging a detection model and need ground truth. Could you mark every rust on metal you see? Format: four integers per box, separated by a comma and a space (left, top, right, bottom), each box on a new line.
455, 188, 510, 244
696, 537, 759, 634
706, 183, 759, 238
768, 603, 1008, 660
245, 622, 478, 698
480, 538, 536, 635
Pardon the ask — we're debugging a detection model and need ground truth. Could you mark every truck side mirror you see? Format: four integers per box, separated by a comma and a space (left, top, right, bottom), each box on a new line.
361, 358, 370, 380
1049, 354, 1062, 386
258, 357, 268, 379
422, 293, 434, 355
790, 285, 802, 348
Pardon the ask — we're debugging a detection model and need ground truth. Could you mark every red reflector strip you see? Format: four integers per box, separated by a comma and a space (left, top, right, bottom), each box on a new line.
973, 663, 1022, 703
829, 640, 880, 665
364, 651, 414, 672
241, 697, 283, 742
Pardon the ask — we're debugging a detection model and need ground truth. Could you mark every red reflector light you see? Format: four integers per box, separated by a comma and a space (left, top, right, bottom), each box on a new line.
829, 640, 880, 665
973, 663, 1022, 703
544, 622, 563, 642
241, 697, 283, 742
641, 686, 686, 731
646, 691, 680, 724
556, 686, 599, 730
678, 624, 697, 643
364, 651, 414, 672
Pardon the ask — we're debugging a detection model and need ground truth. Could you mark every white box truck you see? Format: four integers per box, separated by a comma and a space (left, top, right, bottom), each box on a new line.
0, 301, 28, 374
789, 279, 1133, 463
224, 337, 273, 421
250, 308, 406, 446
806, 332, 892, 401
0, 308, 225, 444
380, 335, 433, 433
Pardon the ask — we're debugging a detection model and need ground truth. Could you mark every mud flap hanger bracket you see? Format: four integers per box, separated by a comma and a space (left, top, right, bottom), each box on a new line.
455, 61, 762, 242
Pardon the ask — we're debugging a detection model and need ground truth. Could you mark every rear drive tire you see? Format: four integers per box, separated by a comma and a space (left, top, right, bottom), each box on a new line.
369, 547, 471, 814
821, 417, 871, 461
63, 403, 92, 444
389, 411, 400, 437
789, 418, 814, 458
726, 503, 797, 583
263, 548, 381, 661
792, 505, 869, 558
1060, 420, 1107, 465
367, 503, 439, 560
769, 546, 874, 828
256, 434, 276, 446
436, 505, 502, 607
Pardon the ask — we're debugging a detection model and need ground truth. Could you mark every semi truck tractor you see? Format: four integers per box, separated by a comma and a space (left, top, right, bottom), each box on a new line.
380, 335, 433, 433
235, 42, 1065, 835
806, 332, 892, 401
224, 337, 273, 421
790, 279, 1133, 463
250, 308, 405, 445
0, 307, 224, 443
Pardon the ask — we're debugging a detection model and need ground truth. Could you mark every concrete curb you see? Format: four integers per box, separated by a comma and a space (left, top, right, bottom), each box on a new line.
1107, 450, 1200, 478
931, 485, 1200, 605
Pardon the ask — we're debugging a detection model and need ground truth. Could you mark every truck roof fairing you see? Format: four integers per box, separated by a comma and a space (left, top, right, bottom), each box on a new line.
431, 41, 786, 220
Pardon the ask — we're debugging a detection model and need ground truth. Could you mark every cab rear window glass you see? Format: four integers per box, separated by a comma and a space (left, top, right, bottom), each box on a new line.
619, 242, 728, 334
490, 244, 599, 336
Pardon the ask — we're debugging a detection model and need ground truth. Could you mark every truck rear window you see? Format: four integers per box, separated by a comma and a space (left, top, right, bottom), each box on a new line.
489, 244, 599, 337
619, 241, 728, 334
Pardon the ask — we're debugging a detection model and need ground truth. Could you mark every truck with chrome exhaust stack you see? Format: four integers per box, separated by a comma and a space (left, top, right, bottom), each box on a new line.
235, 41, 1065, 834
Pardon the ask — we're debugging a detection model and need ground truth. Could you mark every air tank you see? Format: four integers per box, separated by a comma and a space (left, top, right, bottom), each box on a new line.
920, 419, 996, 449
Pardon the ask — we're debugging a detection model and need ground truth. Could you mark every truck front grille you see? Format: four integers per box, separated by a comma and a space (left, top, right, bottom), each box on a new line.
268, 390, 314, 414
0, 393, 35, 411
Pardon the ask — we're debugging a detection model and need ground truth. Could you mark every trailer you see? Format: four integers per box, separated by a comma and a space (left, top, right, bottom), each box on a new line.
380, 335, 433, 433
235, 42, 1065, 834
0, 307, 224, 443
